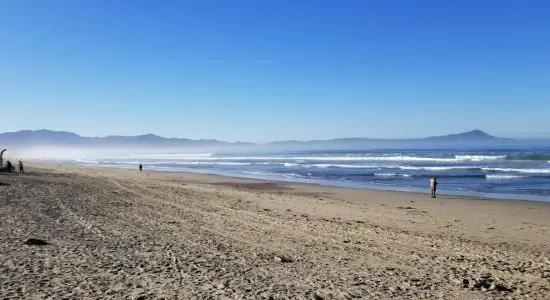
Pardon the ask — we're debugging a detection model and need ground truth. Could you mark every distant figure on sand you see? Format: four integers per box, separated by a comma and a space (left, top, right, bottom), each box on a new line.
139, 164, 143, 172
430, 176, 438, 198
18, 160, 24, 173
6, 160, 13, 173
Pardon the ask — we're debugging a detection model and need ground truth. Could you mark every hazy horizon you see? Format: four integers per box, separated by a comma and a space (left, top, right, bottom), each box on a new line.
3, 128, 550, 144
2, 129, 550, 163
5, 128, 550, 143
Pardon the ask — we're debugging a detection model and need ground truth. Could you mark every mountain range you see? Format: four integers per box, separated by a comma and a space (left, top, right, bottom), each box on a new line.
0, 129, 526, 150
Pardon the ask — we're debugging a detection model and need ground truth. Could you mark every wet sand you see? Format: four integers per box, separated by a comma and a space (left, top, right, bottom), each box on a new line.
1, 164, 549, 299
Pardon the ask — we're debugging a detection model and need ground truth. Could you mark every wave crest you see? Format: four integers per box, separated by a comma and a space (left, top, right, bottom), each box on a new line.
482, 167, 550, 174
486, 174, 524, 180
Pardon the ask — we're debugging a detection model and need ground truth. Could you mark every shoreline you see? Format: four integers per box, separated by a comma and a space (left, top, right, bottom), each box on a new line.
68, 161, 550, 203
30, 162, 550, 244
1, 163, 549, 298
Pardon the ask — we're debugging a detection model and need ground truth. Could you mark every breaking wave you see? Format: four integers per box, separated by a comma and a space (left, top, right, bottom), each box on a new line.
374, 173, 412, 177
399, 165, 481, 171
283, 162, 300, 167
310, 163, 380, 169
486, 174, 525, 180
454, 155, 505, 161
481, 167, 550, 174
89, 155, 505, 162
128, 153, 213, 158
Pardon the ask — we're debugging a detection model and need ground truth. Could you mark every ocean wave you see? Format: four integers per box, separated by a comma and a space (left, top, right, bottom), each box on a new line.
75, 159, 100, 164
128, 153, 213, 158
399, 165, 480, 171
76, 158, 550, 175
96, 160, 145, 165
283, 162, 300, 167
168, 161, 251, 166
372, 173, 485, 179
216, 162, 251, 166
318, 155, 457, 162
282, 173, 303, 179
486, 174, 525, 180
85, 160, 252, 166
418, 174, 487, 179
311, 163, 380, 169
482, 167, 550, 174
242, 171, 269, 176
83, 153, 550, 164
242, 171, 303, 178
83, 154, 509, 163
454, 155, 505, 161
303, 155, 504, 162
97, 155, 440, 162
374, 173, 412, 177
369, 173, 487, 179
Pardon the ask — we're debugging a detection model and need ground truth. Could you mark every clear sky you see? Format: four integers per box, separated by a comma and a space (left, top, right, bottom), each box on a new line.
1, 0, 549, 142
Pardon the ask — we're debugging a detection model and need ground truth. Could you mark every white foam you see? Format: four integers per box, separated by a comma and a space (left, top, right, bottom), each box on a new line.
298, 155, 502, 162
242, 171, 275, 176
129, 153, 213, 158
217, 162, 249, 166
486, 174, 524, 180
83, 154, 506, 163
283, 162, 300, 167
84, 160, 252, 166
170, 161, 251, 166
454, 155, 505, 161
482, 167, 550, 174
309, 156, 458, 162
74, 159, 100, 164
282, 173, 302, 179
374, 173, 411, 177
399, 165, 477, 171
311, 163, 379, 169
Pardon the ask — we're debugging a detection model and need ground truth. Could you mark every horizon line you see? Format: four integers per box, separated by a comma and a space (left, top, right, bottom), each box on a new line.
0, 128, 512, 143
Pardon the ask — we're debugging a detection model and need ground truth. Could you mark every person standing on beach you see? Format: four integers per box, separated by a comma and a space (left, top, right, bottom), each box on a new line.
139, 164, 143, 172
430, 176, 438, 198
18, 160, 24, 173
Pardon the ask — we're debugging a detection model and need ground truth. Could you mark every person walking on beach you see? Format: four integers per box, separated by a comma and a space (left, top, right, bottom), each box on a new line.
430, 176, 438, 198
6, 160, 13, 173
139, 164, 143, 172
18, 160, 24, 173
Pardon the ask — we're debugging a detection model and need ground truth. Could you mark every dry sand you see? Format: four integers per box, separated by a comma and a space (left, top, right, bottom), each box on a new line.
1, 164, 549, 299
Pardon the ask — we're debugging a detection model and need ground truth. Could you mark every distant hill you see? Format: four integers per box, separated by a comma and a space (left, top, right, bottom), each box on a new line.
0, 129, 253, 148
264, 130, 505, 149
424, 129, 497, 142
0, 129, 519, 150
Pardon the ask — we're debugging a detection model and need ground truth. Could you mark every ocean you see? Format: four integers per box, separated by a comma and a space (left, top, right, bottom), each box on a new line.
75, 147, 550, 202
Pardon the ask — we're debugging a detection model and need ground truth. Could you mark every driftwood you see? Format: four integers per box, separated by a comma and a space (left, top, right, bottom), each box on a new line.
0, 149, 6, 167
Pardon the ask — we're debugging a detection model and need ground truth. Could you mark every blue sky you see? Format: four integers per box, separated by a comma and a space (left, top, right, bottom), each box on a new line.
1, 0, 549, 142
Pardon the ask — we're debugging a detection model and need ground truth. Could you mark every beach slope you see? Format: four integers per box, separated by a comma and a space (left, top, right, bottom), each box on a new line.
1, 165, 549, 299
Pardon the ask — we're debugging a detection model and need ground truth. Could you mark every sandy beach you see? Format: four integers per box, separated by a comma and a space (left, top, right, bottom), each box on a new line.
1, 164, 549, 299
